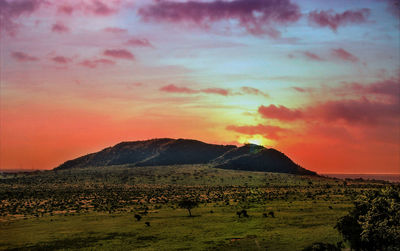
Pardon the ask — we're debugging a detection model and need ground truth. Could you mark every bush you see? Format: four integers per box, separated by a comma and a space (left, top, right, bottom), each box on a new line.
302, 242, 342, 251
335, 186, 400, 251
237, 209, 249, 218
134, 214, 142, 221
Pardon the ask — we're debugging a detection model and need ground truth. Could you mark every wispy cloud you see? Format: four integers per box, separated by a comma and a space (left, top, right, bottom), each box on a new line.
103, 49, 134, 60
308, 8, 370, 32
139, 0, 301, 37
11, 51, 39, 62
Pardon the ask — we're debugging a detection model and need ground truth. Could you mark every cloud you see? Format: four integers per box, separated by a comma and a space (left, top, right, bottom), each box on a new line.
138, 0, 301, 37
103, 27, 127, 34
259, 78, 400, 125
160, 84, 231, 96
51, 56, 71, 64
11, 51, 38, 62
226, 124, 287, 140
125, 38, 153, 47
159, 84, 198, 94
56, 1, 118, 17
80, 58, 115, 68
57, 4, 74, 15
292, 87, 307, 93
0, 0, 43, 36
311, 97, 399, 124
51, 22, 69, 33
258, 104, 303, 121
240, 86, 269, 97
85, 0, 117, 16
345, 79, 400, 100
202, 88, 231, 96
308, 8, 370, 32
160, 84, 269, 97
303, 51, 324, 61
103, 49, 134, 60
331, 48, 359, 62
258, 100, 399, 124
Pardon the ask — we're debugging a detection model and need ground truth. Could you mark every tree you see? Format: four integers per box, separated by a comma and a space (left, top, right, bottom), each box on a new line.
335, 186, 400, 251
178, 198, 199, 217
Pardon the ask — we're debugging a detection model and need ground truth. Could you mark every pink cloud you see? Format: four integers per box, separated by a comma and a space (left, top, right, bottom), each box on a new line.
80, 58, 115, 68
11, 51, 38, 62
303, 51, 324, 61
202, 88, 231, 96
103, 27, 127, 34
226, 124, 287, 140
126, 38, 153, 47
258, 100, 399, 125
103, 49, 135, 60
0, 0, 43, 36
308, 8, 370, 32
258, 104, 303, 121
312, 97, 399, 124
345, 79, 400, 100
57, 4, 74, 15
160, 84, 198, 94
331, 48, 359, 62
86, 0, 117, 16
258, 78, 400, 125
139, 0, 301, 37
56, 1, 118, 17
51, 22, 69, 33
52, 56, 71, 64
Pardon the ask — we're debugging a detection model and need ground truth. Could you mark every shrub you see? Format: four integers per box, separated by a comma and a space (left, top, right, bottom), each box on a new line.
134, 214, 142, 221
335, 186, 400, 251
237, 209, 249, 218
302, 242, 342, 251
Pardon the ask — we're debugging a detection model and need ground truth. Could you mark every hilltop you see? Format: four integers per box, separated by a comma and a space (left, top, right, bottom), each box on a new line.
55, 138, 316, 176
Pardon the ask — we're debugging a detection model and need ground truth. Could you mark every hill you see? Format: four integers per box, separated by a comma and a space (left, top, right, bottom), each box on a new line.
55, 138, 316, 175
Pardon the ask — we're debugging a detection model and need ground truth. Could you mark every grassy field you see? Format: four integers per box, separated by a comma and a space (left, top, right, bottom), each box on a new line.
0, 165, 390, 250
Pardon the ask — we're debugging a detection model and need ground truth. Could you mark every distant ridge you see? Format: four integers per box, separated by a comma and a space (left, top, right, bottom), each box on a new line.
55, 138, 316, 176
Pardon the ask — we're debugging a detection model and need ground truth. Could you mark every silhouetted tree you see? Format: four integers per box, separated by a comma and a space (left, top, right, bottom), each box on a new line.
178, 199, 198, 217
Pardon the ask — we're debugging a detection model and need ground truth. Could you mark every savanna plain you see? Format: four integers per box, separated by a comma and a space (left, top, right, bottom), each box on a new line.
0, 165, 396, 250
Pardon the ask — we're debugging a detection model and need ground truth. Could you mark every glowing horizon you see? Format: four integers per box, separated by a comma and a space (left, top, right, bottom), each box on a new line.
1, 0, 399, 174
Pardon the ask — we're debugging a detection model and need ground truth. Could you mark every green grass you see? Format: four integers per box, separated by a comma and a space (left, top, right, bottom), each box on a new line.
0, 200, 348, 251
0, 165, 385, 250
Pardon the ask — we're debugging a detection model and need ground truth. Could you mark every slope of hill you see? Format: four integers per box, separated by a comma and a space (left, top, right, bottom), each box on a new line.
55, 138, 316, 175
214, 148, 315, 175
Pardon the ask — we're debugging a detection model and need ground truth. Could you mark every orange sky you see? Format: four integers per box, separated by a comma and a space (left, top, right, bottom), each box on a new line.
1, 0, 399, 174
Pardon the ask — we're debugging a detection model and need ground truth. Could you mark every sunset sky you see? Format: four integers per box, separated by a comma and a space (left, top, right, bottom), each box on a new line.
1, 0, 399, 174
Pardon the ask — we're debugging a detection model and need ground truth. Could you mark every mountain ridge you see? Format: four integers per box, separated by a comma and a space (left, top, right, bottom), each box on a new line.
55, 138, 316, 176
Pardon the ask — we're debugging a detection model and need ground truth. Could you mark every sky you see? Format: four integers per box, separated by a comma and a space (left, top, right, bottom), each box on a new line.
0, 0, 399, 174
